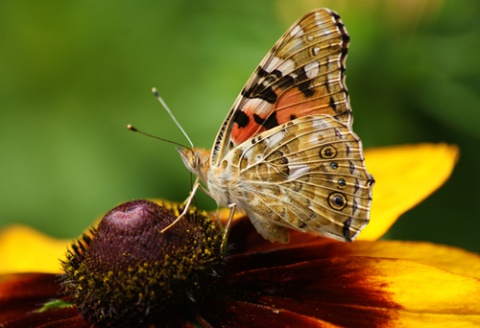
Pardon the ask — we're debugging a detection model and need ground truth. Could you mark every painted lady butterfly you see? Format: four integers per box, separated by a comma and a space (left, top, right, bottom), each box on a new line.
176, 8, 374, 243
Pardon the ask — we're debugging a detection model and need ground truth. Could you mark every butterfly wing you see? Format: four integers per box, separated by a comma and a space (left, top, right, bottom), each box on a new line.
226, 115, 374, 243
211, 9, 352, 166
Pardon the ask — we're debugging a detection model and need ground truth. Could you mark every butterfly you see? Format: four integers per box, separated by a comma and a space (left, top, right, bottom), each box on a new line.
175, 8, 374, 243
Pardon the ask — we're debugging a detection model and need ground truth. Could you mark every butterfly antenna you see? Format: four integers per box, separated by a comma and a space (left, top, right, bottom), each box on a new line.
152, 88, 194, 149
127, 124, 189, 149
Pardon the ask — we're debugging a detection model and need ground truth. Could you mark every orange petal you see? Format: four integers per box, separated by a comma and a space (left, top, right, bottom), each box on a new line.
359, 143, 459, 241
0, 225, 69, 274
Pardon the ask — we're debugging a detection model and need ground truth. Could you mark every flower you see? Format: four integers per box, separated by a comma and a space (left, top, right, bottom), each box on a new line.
1, 143, 480, 327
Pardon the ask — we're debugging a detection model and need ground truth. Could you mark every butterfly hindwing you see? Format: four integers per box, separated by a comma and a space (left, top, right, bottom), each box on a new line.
224, 115, 373, 242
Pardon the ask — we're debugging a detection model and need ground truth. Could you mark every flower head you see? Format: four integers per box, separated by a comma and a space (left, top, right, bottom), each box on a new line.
62, 200, 223, 327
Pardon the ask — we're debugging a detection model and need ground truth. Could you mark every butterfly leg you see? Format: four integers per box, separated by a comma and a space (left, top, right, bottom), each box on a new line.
220, 203, 237, 251
160, 179, 201, 233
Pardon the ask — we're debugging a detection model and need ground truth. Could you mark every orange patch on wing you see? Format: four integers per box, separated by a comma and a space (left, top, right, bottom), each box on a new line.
231, 88, 337, 145
231, 107, 266, 144
275, 89, 335, 123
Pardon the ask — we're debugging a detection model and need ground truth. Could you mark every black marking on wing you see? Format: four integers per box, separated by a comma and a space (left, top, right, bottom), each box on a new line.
277, 74, 295, 90
241, 85, 278, 104
354, 178, 360, 193
241, 66, 278, 104
295, 68, 315, 98
345, 144, 351, 156
332, 11, 351, 45
270, 69, 283, 80
368, 175, 375, 186
253, 113, 279, 130
342, 217, 353, 242
256, 66, 270, 78
329, 96, 337, 112
233, 110, 250, 128
241, 64, 293, 104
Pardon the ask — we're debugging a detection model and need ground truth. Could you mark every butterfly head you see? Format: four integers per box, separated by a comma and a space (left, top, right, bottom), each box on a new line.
177, 147, 211, 183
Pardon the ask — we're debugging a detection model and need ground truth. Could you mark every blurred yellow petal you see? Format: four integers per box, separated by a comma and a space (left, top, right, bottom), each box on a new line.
211, 207, 247, 224
330, 240, 480, 279
359, 143, 459, 241
0, 225, 68, 274
372, 259, 480, 326
334, 257, 480, 326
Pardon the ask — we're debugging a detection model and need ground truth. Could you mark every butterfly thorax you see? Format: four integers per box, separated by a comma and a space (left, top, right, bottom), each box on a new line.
178, 147, 239, 207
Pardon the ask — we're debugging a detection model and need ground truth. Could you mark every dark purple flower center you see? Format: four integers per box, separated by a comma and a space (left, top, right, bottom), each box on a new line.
61, 200, 224, 328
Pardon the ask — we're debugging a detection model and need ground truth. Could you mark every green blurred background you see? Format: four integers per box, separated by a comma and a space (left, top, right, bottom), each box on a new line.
1, 0, 479, 252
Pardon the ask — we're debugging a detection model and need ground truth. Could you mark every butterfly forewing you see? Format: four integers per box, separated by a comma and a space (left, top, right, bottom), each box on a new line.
211, 9, 351, 166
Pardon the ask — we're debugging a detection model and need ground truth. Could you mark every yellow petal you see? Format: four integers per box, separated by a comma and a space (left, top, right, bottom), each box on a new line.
335, 240, 480, 279
0, 225, 69, 274
211, 207, 247, 223
373, 259, 480, 326
334, 256, 480, 326
359, 143, 459, 241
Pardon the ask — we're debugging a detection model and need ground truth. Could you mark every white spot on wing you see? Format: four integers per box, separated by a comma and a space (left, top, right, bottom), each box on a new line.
305, 61, 319, 79
310, 116, 331, 131
278, 59, 295, 75
266, 130, 285, 147
290, 25, 304, 37
314, 12, 337, 37
244, 98, 274, 116
263, 56, 282, 73
315, 12, 327, 28
243, 147, 254, 162
291, 38, 304, 51
289, 165, 310, 180
263, 57, 295, 76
